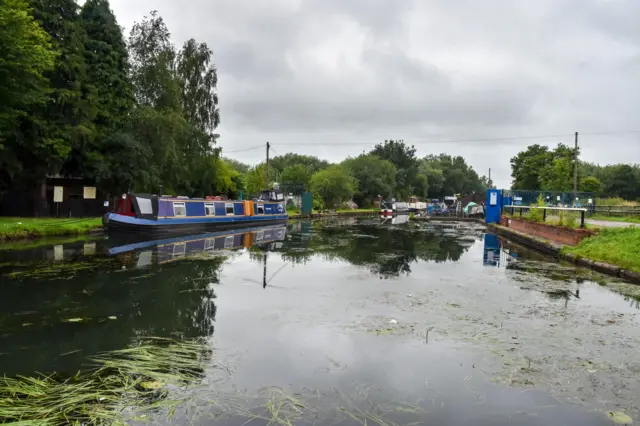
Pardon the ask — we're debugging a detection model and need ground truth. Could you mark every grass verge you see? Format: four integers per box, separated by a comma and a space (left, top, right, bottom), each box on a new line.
590, 214, 640, 224
562, 228, 640, 272
0, 217, 103, 241
0, 337, 210, 425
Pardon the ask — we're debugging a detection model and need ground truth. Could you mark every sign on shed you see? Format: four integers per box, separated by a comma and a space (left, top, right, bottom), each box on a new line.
53, 186, 64, 203
83, 186, 96, 199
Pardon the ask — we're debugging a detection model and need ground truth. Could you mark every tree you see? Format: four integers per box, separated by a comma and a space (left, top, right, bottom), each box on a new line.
280, 164, 313, 187
510, 144, 552, 190
270, 153, 329, 176
370, 139, 418, 198
605, 165, 639, 200
309, 165, 357, 209
580, 176, 602, 194
224, 158, 250, 174
0, 0, 57, 193
128, 11, 179, 110
81, 0, 132, 131
246, 164, 268, 196
511, 143, 578, 191
539, 157, 574, 191
420, 154, 483, 198
176, 38, 220, 147
76, 0, 134, 181
343, 154, 397, 207
0, 0, 57, 141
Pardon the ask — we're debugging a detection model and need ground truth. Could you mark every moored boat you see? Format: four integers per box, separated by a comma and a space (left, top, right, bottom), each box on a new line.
407, 196, 427, 214
380, 198, 409, 216
104, 189, 288, 236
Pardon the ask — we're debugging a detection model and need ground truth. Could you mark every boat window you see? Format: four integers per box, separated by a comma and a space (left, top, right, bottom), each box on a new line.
204, 203, 215, 216
276, 193, 284, 201
173, 243, 186, 257
225, 203, 234, 215
137, 197, 153, 215
173, 202, 186, 217
224, 235, 234, 249
204, 238, 215, 251
257, 204, 264, 215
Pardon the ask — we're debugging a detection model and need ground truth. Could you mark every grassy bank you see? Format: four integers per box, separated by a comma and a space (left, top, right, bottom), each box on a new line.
0, 217, 103, 241
590, 214, 640, 224
563, 228, 640, 272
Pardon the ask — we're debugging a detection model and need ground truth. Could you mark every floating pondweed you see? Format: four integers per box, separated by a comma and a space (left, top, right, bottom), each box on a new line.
0, 337, 211, 425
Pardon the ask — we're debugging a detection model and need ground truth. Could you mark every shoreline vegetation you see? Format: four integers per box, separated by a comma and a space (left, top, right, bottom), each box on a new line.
0, 217, 103, 241
562, 227, 640, 273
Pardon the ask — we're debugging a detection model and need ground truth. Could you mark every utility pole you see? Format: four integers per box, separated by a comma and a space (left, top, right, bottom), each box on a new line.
573, 132, 578, 205
266, 141, 270, 187
488, 168, 492, 187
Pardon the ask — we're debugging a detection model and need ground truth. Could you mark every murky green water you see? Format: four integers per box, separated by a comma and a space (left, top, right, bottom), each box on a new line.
1, 218, 639, 425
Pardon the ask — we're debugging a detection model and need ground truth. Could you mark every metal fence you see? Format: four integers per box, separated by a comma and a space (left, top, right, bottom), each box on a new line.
501, 189, 596, 209
593, 205, 640, 217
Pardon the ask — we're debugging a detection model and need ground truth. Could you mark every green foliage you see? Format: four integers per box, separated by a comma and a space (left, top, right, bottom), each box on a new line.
246, 164, 268, 196
582, 163, 640, 200
0, 5, 229, 208
309, 165, 357, 209
371, 139, 420, 199
270, 153, 329, 176
596, 197, 637, 207
513, 143, 639, 200
0, 0, 57, 141
580, 176, 602, 193
511, 143, 578, 191
0, 217, 102, 241
419, 154, 485, 199
563, 228, 640, 272
312, 195, 325, 211
342, 154, 397, 207
524, 195, 546, 223
280, 164, 313, 187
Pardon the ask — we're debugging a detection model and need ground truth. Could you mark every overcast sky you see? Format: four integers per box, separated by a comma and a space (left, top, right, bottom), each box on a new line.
109, 0, 640, 188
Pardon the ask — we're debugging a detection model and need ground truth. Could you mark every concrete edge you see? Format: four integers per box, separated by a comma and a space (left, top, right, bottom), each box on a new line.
487, 223, 640, 284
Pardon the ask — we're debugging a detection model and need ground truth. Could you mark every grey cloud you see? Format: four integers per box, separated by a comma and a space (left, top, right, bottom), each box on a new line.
109, 0, 640, 188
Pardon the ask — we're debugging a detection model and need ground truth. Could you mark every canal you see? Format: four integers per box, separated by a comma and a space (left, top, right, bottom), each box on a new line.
1, 219, 639, 425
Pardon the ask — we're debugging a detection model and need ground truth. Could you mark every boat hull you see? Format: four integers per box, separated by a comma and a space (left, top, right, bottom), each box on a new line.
104, 212, 288, 236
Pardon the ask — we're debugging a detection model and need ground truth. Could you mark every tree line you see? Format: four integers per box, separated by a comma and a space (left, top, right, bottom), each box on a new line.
510, 144, 640, 200
1, 1, 222, 200
1, 0, 490, 209
228, 139, 491, 209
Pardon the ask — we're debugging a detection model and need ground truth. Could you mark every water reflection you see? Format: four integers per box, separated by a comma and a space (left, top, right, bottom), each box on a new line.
1, 220, 639, 426
279, 220, 478, 278
0, 225, 286, 377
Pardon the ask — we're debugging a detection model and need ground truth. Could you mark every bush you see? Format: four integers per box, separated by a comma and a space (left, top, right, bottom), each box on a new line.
313, 196, 325, 212
597, 197, 637, 207
524, 195, 546, 223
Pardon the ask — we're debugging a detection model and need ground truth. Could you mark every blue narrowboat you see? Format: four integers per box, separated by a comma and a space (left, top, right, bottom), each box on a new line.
104, 190, 288, 235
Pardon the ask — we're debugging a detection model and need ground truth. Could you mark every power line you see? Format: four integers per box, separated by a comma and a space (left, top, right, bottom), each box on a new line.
222, 144, 264, 154
271, 130, 640, 147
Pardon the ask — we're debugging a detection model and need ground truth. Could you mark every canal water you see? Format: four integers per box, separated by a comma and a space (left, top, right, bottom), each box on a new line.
1, 218, 639, 425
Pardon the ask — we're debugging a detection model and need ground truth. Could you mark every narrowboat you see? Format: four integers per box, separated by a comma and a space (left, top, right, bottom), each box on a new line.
103, 190, 288, 235
380, 198, 409, 217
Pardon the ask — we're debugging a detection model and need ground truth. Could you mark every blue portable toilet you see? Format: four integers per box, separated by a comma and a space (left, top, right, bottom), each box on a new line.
485, 189, 502, 224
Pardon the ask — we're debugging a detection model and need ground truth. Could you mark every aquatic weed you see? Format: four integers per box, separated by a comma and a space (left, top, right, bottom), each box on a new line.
0, 337, 211, 425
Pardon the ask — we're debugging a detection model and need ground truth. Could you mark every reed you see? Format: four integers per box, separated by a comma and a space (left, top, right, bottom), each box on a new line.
0, 337, 210, 425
